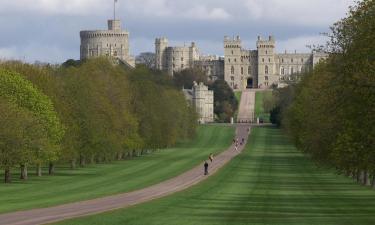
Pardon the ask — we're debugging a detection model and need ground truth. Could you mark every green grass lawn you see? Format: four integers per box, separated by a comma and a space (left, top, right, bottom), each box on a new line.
0, 125, 234, 214
234, 91, 242, 121
235, 91, 242, 103
255, 91, 272, 123
58, 127, 375, 225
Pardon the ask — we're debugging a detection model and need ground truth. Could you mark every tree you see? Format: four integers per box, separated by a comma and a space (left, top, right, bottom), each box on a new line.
136, 52, 155, 69
209, 80, 238, 122
0, 69, 64, 178
173, 68, 208, 89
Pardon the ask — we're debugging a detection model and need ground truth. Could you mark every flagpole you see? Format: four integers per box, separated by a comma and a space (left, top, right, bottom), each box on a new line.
114, 0, 116, 20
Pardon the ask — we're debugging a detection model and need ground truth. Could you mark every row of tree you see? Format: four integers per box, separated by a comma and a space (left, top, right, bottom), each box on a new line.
0, 58, 197, 183
271, 0, 375, 187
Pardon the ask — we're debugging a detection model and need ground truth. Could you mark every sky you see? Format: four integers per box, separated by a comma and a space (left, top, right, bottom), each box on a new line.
0, 0, 356, 63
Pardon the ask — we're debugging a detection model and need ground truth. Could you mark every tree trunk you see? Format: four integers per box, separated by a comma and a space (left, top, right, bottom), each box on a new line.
48, 162, 55, 175
371, 174, 375, 189
20, 164, 28, 180
4, 167, 11, 183
70, 159, 76, 169
117, 152, 122, 160
356, 170, 361, 183
90, 155, 95, 164
36, 163, 42, 177
79, 155, 85, 167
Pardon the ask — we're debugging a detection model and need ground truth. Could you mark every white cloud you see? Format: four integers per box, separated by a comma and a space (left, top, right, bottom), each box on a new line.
276, 35, 329, 53
0, 0, 108, 15
184, 6, 231, 20
243, 0, 355, 26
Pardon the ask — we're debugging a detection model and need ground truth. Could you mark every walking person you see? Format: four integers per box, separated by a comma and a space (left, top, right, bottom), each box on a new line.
204, 161, 209, 175
209, 153, 214, 162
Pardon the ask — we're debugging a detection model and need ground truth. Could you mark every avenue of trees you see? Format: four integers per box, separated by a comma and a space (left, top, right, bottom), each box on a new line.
0, 58, 197, 183
271, 0, 375, 187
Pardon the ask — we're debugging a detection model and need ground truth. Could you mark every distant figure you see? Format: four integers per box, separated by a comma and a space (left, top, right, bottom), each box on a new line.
242, 138, 245, 143
235, 146, 238, 151
209, 153, 214, 162
204, 161, 209, 175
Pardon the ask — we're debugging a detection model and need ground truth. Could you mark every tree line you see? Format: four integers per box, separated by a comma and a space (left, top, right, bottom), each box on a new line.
270, 0, 375, 187
0, 58, 197, 183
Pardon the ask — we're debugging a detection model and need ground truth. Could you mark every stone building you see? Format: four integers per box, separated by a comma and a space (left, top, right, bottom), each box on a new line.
224, 35, 328, 90
80, 19, 135, 67
183, 82, 214, 124
194, 55, 224, 81
155, 38, 200, 76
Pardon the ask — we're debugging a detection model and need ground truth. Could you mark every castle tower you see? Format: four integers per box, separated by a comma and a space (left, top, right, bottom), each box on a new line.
257, 35, 276, 88
224, 36, 242, 90
80, 19, 135, 67
155, 37, 168, 71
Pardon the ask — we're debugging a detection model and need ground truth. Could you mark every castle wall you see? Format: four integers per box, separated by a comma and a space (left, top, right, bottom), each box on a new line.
223, 35, 328, 90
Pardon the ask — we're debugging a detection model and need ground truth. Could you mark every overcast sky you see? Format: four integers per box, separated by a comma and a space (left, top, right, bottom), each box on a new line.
0, 0, 356, 63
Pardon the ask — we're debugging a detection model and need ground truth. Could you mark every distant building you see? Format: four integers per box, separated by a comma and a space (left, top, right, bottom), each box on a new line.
183, 82, 214, 124
224, 35, 328, 90
194, 55, 224, 81
80, 19, 135, 67
155, 38, 200, 76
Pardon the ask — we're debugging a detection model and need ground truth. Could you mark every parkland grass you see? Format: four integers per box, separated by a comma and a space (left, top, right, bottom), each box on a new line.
255, 90, 272, 123
0, 125, 234, 214
58, 127, 375, 225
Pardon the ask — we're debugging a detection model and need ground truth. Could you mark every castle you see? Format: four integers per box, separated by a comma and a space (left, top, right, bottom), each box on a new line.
183, 82, 214, 124
80, 19, 135, 67
155, 36, 328, 90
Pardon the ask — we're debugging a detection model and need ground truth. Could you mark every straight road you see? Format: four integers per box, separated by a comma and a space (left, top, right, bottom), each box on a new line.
237, 89, 255, 123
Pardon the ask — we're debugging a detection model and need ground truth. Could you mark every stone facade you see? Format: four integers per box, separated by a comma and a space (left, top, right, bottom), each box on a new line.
155, 38, 200, 76
183, 82, 214, 124
80, 20, 135, 67
224, 35, 328, 90
194, 55, 224, 81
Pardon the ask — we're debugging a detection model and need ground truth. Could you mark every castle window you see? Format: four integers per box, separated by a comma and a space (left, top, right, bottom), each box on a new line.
268, 58, 271, 62
241, 67, 244, 75
231, 76, 234, 81
262, 58, 264, 63
266, 50, 268, 54
282, 58, 284, 63
228, 58, 231, 62
181, 64, 184, 68
114, 51, 118, 56
248, 66, 251, 75
265, 65, 269, 74
181, 57, 184, 61
291, 58, 294, 63
232, 50, 234, 55
291, 67, 294, 74
301, 58, 304, 63
281, 67, 285, 75
265, 76, 268, 81
234, 58, 237, 62
231, 66, 235, 74
173, 57, 175, 61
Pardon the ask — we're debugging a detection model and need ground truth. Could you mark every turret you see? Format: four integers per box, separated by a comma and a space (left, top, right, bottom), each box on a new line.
155, 37, 168, 70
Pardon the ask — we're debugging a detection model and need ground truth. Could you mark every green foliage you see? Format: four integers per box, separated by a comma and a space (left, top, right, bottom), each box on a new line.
278, 0, 375, 183
0, 69, 64, 176
0, 58, 197, 181
173, 67, 208, 89
209, 80, 238, 122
